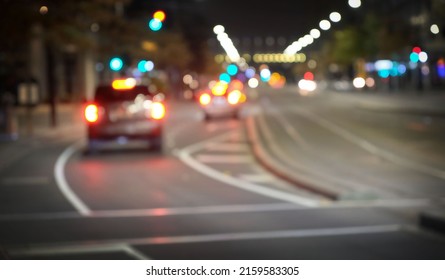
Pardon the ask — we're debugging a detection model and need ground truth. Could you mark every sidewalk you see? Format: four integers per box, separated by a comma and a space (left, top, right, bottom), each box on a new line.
0, 103, 84, 172
245, 89, 445, 234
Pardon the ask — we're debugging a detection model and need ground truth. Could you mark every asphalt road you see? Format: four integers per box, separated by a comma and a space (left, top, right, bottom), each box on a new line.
1, 88, 445, 259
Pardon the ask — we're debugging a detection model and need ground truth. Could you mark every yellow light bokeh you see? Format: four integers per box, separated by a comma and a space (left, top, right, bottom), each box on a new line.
153, 11, 166, 22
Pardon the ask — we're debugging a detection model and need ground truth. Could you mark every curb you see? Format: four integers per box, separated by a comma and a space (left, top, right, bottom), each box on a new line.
245, 116, 339, 200
419, 209, 445, 235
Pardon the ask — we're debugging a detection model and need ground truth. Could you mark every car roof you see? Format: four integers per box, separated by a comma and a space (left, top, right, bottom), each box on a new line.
94, 85, 153, 103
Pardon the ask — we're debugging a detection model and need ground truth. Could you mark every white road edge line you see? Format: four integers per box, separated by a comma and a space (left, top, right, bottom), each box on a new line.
54, 141, 91, 216
176, 132, 320, 208
10, 243, 150, 260
9, 225, 402, 255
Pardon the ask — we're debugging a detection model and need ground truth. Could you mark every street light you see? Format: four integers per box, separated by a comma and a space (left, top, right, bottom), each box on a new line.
348, 0, 361, 8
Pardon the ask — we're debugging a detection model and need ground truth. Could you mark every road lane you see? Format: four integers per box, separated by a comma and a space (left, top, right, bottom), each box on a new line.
2, 99, 445, 260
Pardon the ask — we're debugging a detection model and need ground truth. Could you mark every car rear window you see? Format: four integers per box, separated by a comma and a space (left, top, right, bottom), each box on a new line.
94, 85, 153, 103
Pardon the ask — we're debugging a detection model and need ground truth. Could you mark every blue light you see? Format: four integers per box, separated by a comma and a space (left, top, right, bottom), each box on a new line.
149, 18, 162, 31
260, 69, 271, 82
397, 64, 407, 75
227, 64, 238, 76
138, 60, 147, 72
438, 65, 445, 79
144, 60, 154, 71
378, 69, 390, 78
109, 57, 123, 71
219, 73, 231, 83
245, 68, 255, 79
410, 52, 419, 63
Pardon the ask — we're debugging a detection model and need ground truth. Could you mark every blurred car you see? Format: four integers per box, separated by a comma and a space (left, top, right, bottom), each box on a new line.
198, 81, 246, 120
84, 78, 166, 153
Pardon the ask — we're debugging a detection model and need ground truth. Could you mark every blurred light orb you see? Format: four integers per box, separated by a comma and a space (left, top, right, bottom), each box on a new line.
410, 52, 420, 63
310, 29, 321, 39
39, 6, 48, 15
348, 0, 361, 8
329, 12, 341, 22
308, 60, 317, 69
365, 77, 375, 88
260, 69, 271, 82
430, 24, 440, 35
353, 77, 366, 89
419, 52, 428, 63
298, 79, 317, 92
144, 60, 154, 71
90, 23, 100, 32
245, 68, 256, 79
138, 60, 147, 72
248, 78, 259, 89
183, 74, 193, 85
153, 11, 166, 22
398, 64, 407, 75
213, 25, 225, 34
109, 57, 123, 71
149, 18, 162, 31
303, 35, 314, 45
319, 20, 331, 31
227, 64, 238, 76
219, 73, 231, 83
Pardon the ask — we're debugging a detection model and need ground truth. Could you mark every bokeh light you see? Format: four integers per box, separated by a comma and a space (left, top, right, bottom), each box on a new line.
348, 0, 361, 8
219, 73, 231, 83
353, 77, 366, 89
227, 64, 238, 76
153, 10, 166, 22
319, 20, 331, 31
310, 29, 321, 39
149, 18, 162, 31
430, 24, 440, 35
248, 78, 259, 88
109, 57, 123, 71
213, 25, 225, 34
329, 12, 341, 22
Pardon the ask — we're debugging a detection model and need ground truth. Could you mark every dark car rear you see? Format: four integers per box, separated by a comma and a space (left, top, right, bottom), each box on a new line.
84, 82, 166, 152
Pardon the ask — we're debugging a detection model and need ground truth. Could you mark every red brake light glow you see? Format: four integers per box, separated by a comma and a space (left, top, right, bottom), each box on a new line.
199, 93, 211, 106
85, 104, 99, 123
151, 102, 166, 120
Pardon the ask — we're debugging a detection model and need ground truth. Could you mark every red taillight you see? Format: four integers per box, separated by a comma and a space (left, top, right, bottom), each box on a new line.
151, 102, 166, 120
199, 93, 211, 106
228, 90, 241, 105
85, 104, 99, 123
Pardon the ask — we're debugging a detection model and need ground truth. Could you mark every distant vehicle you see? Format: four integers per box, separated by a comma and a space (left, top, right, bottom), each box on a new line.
198, 81, 246, 120
84, 78, 166, 153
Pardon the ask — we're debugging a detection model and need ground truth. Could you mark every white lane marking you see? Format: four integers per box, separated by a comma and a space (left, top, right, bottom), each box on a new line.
1, 176, 50, 186
238, 173, 275, 183
9, 225, 402, 255
143, 224, 402, 245
297, 109, 445, 180
121, 245, 151, 260
54, 141, 91, 216
176, 132, 320, 207
196, 154, 253, 164
0, 196, 439, 222
205, 142, 249, 152
10, 243, 150, 260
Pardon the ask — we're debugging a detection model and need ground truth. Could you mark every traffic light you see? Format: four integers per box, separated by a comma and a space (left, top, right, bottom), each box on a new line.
109, 57, 123, 71
149, 10, 166, 31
